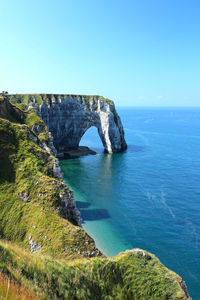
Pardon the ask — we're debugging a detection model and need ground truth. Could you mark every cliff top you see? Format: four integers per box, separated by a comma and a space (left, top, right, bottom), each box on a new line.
7, 93, 114, 106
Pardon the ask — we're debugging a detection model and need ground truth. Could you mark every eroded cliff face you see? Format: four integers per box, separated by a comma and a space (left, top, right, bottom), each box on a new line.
0, 97, 102, 258
33, 95, 127, 153
0, 96, 191, 299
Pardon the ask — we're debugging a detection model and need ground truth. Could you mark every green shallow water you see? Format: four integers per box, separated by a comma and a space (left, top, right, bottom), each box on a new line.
60, 162, 134, 256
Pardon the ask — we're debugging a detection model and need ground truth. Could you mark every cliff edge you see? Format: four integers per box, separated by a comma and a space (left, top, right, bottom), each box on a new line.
8, 94, 127, 153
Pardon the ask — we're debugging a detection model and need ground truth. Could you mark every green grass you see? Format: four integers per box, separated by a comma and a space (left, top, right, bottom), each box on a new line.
0, 97, 189, 299
0, 110, 101, 260
0, 241, 188, 300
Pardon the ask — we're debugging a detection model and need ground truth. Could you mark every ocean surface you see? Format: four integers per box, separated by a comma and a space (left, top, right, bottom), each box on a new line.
60, 107, 200, 299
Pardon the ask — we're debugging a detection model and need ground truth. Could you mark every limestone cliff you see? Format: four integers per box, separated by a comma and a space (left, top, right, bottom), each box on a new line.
9, 94, 127, 153
0, 96, 190, 299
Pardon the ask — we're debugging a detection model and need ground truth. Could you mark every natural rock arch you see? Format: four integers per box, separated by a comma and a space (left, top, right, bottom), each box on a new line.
79, 125, 104, 150
34, 95, 127, 153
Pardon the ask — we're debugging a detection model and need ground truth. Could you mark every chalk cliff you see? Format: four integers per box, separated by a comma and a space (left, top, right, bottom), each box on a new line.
0, 96, 190, 299
9, 94, 127, 153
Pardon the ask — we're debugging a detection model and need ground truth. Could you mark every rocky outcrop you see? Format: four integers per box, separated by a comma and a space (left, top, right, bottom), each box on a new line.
30, 118, 82, 226
31, 95, 127, 153
58, 184, 81, 226
0, 96, 24, 123
0, 97, 81, 227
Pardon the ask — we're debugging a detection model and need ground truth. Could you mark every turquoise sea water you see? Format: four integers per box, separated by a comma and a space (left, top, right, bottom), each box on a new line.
60, 107, 200, 299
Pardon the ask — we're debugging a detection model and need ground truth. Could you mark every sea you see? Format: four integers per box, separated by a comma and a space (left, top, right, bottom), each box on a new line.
60, 107, 200, 300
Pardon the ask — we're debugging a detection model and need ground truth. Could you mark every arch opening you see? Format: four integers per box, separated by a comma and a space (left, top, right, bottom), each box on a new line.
79, 126, 104, 153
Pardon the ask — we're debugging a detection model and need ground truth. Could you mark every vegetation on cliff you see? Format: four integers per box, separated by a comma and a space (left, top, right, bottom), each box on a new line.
7, 94, 114, 106
0, 240, 188, 300
0, 97, 101, 260
0, 96, 189, 299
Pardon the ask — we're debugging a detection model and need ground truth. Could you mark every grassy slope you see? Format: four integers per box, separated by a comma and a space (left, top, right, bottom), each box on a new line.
0, 107, 100, 260
0, 98, 189, 299
0, 241, 187, 300
0, 96, 25, 124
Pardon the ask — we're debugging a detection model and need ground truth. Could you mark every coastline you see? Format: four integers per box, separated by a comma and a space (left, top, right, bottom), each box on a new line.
0, 97, 192, 299
59, 155, 191, 298
60, 159, 134, 257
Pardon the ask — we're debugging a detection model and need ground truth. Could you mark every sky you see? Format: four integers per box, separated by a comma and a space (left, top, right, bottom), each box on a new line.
0, 0, 200, 107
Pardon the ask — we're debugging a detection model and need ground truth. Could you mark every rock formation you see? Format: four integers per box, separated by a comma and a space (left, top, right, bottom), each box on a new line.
0, 95, 191, 299
28, 95, 127, 153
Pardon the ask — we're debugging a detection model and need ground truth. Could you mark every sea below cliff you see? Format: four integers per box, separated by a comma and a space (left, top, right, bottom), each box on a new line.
60, 107, 200, 300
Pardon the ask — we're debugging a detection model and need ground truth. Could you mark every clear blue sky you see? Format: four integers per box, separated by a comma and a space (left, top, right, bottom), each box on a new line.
0, 0, 200, 106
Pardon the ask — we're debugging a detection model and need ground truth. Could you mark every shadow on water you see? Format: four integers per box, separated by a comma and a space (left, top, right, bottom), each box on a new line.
76, 201, 110, 222
81, 209, 110, 222
127, 144, 146, 153
76, 201, 90, 209
60, 152, 127, 223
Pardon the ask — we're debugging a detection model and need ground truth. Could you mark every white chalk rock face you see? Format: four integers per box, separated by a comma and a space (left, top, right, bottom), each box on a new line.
36, 96, 127, 153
